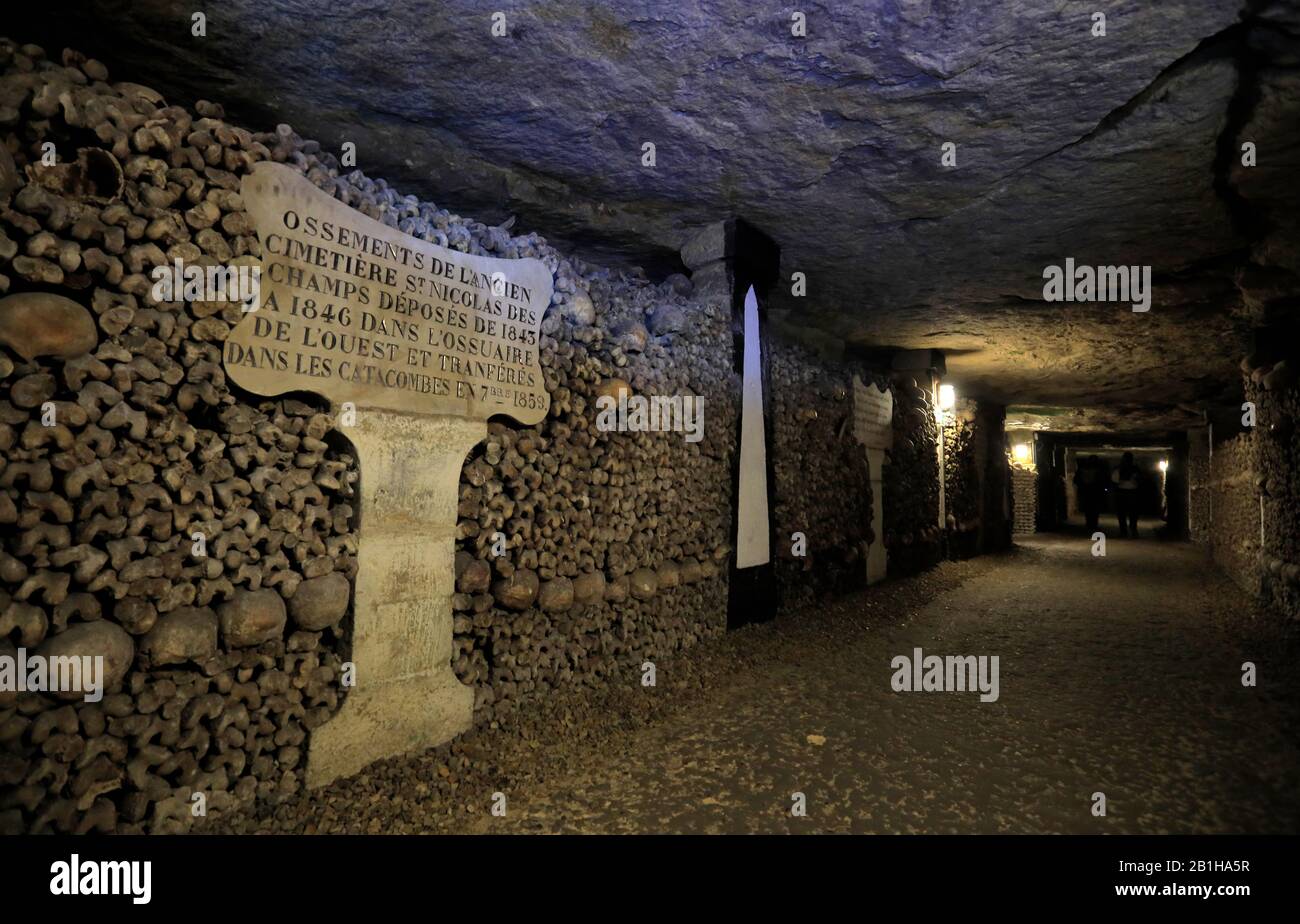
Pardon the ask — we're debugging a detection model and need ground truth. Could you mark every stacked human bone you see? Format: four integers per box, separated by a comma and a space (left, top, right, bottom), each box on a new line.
883, 371, 942, 575
769, 341, 877, 601
941, 398, 1011, 559
978, 403, 1012, 553
454, 268, 736, 721
1216, 353, 1300, 617
0, 38, 740, 832
1250, 373, 1300, 619
1218, 49, 1300, 619
1193, 321, 1298, 617
0, 33, 1022, 834
941, 401, 980, 558
0, 40, 365, 834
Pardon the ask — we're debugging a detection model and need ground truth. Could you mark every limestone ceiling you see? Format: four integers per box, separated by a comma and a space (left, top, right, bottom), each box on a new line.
22, 0, 1300, 431
1004, 405, 1201, 436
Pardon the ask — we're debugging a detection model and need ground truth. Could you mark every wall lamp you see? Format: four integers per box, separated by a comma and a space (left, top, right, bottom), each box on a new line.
936, 383, 956, 422
939, 384, 956, 412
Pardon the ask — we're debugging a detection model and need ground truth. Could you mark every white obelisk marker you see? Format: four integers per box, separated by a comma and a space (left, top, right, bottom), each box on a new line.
736, 285, 771, 568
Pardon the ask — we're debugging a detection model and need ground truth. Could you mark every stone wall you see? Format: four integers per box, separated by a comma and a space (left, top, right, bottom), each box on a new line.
1204, 432, 1260, 598
1250, 375, 1300, 619
979, 406, 1012, 553
1219, 19, 1300, 618
1012, 467, 1037, 535
451, 265, 737, 723
0, 40, 362, 833
942, 398, 1011, 559
1188, 426, 1214, 545
0, 37, 743, 833
769, 340, 878, 602
883, 370, 943, 575
1190, 370, 1300, 620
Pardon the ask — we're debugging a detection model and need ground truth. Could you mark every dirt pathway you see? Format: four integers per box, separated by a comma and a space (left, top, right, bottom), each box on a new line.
457, 534, 1300, 833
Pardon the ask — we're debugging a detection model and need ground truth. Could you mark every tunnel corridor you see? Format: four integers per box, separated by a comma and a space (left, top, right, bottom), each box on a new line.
3, 4, 1300, 903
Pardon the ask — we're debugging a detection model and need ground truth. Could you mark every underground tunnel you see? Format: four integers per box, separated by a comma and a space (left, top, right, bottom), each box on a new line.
0, 0, 1299, 903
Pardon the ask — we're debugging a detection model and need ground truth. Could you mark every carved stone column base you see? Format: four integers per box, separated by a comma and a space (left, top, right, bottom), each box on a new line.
307, 670, 473, 788
307, 411, 481, 788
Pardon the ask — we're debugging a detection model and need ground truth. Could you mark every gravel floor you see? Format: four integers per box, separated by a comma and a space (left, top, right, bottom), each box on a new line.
207, 532, 1300, 834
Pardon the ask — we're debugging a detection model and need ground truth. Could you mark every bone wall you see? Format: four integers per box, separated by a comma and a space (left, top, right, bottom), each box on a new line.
884, 371, 943, 576
942, 398, 1012, 559
0, 36, 1007, 836
769, 341, 879, 602
0, 40, 365, 834
1012, 467, 1037, 535
1191, 368, 1300, 620
452, 267, 737, 722
0, 37, 742, 832
1252, 378, 1300, 619
1204, 433, 1259, 597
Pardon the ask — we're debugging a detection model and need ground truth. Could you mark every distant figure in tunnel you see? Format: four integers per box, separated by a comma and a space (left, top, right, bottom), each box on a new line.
1112, 452, 1140, 538
1074, 455, 1106, 532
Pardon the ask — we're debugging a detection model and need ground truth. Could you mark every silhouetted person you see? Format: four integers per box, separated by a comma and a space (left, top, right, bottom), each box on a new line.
1112, 451, 1140, 537
1074, 455, 1105, 532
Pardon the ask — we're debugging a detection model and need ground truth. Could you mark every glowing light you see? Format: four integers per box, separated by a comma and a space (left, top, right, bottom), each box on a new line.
1158, 459, 1168, 473
938, 384, 956, 411
1013, 443, 1032, 464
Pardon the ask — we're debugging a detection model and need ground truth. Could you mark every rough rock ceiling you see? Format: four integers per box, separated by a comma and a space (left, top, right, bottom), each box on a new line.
23, 0, 1300, 431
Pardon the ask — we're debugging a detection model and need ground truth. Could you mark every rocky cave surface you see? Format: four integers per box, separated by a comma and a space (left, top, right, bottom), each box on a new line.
13, 1, 1300, 428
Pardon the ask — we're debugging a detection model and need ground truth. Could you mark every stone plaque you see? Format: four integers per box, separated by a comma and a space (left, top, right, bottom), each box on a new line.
852, 375, 893, 451
225, 162, 551, 423
221, 162, 555, 786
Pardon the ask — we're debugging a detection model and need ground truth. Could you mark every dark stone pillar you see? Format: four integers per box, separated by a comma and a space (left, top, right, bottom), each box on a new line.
681, 219, 781, 629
